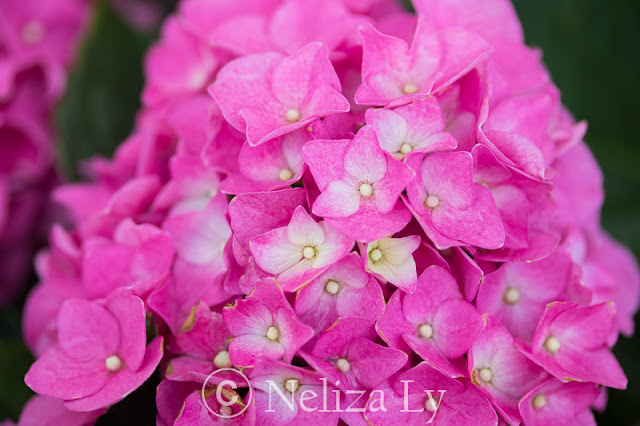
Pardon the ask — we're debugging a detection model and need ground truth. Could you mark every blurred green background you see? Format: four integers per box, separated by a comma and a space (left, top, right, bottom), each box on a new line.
1, 0, 639, 424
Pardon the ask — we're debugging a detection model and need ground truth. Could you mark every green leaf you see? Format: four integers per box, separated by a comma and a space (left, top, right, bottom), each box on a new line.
56, 1, 155, 180
0, 341, 34, 421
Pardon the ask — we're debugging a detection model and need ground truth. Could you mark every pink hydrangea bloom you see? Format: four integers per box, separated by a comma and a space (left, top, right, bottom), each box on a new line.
17, 0, 640, 423
223, 278, 314, 366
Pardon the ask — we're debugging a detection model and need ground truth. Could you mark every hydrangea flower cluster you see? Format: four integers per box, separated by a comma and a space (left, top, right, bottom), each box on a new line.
0, 0, 89, 304
19, 0, 640, 425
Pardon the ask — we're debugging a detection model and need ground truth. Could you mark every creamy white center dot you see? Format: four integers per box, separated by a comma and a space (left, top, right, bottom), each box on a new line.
285, 378, 300, 393
220, 405, 233, 417
336, 358, 351, 373
478, 367, 493, 383
214, 350, 232, 368
359, 183, 373, 197
424, 397, 438, 412
532, 393, 546, 409
425, 195, 440, 209
279, 168, 294, 181
418, 323, 434, 339
399, 143, 413, 155
266, 326, 280, 341
325, 280, 340, 295
285, 109, 301, 123
21, 20, 45, 44
370, 248, 383, 262
503, 287, 521, 305
105, 355, 122, 372
402, 83, 418, 94
303, 246, 316, 259
544, 336, 561, 354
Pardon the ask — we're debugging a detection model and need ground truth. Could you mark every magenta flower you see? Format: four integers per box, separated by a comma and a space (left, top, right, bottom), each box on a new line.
82, 218, 174, 299
364, 362, 497, 426
250, 357, 340, 425
210, 42, 350, 146
405, 151, 505, 249
518, 379, 600, 426
304, 125, 414, 241
250, 205, 353, 291
295, 253, 384, 333
475, 248, 574, 341
165, 302, 232, 381
377, 266, 483, 377
302, 317, 407, 390
468, 315, 547, 424
223, 278, 314, 366
365, 97, 458, 158
355, 18, 491, 107
520, 301, 627, 389
24, 294, 164, 412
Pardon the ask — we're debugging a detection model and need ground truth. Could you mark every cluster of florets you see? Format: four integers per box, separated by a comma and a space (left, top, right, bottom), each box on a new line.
0, 0, 89, 304
19, 0, 640, 425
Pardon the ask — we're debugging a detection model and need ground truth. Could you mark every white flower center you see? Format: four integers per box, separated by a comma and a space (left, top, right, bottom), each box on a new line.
370, 248, 383, 262
425, 195, 440, 209
336, 358, 351, 373
359, 183, 373, 197
220, 405, 233, 417
399, 143, 413, 154
266, 326, 280, 341
402, 83, 419, 94
325, 280, 340, 295
503, 287, 521, 305
285, 109, 301, 123
21, 20, 45, 44
478, 367, 493, 383
303, 246, 316, 259
418, 323, 434, 339
105, 355, 122, 372
424, 396, 438, 412
279, 168, 294, 181
214, 350, 232, 368
532, 393, 546, 409
544, 336, 561, 354
285, 378, 300, 393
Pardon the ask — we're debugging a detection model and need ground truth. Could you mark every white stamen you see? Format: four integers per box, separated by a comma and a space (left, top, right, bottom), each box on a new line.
105, 355, 122, 372
532, 393, 546, 409
285, 378, 300, 393
359, 183, 373, 197
424, 396, 438, 412
478, 367, 493, 383
336, 358, 351, 373
425, 195, 440, 209
279, 168, 294, 181
503, 287, 521, 305
402, 83, 418, 94
220, 405, 233, 417
370, 248, 383, 262
285, 109, 301, 123
418, 323, 434, 339
325, 280, 340, 295
399, 143, 413, 155
544, 336, 561, 354
21, 20, 45, 44
303, 246, 316, 259
266, 326, 280, 341
214, 350, 232, 368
